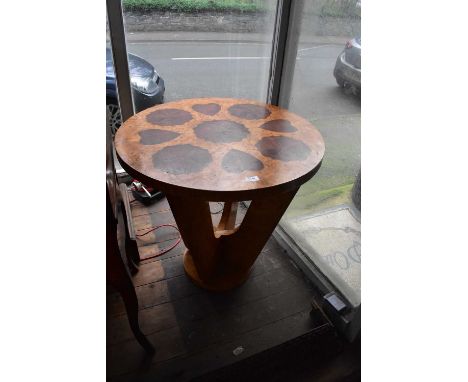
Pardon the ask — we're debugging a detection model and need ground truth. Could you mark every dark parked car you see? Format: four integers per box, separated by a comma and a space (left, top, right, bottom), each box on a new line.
333, 37, 361, 94
106, 48, 165, 134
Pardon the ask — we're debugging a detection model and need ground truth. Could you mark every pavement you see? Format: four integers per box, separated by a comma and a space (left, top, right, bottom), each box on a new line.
123, 31, 349, 45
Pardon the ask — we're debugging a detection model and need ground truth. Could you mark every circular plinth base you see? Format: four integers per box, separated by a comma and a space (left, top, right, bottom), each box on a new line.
183, 250, 250, 292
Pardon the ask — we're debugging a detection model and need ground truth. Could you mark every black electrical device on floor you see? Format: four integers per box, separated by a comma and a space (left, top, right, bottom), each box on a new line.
130, 180, 164, 205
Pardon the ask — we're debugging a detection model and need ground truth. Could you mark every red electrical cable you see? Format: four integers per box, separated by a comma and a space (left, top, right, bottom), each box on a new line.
135, 223, 182, 260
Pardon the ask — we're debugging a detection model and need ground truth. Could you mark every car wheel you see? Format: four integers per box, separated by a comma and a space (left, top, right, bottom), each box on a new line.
336, 76, 345, 88
107, 101, 122, 135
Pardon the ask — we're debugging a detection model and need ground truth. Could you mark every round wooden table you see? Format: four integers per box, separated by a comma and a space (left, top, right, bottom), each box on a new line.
115, 98, 325, 291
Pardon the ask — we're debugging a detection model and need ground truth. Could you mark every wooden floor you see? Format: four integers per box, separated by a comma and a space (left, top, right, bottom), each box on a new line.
107, 192, 359, 381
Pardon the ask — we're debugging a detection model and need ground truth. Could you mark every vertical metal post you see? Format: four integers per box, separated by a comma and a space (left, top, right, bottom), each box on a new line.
267, 0, 291, 106
267, 0, 304, 108
106, 0, 134, 122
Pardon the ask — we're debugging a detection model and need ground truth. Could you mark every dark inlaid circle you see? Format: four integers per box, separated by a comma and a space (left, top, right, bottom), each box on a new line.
228, 104, 271, 120
139, 129, 180, 145
194, 120, 249, 143
152, 144, 212, 175
256, 136, 311, 162
259, 119, 298, 133
192, 103, 221, 116
146, 108, 193, 126
222, 149, 264, 173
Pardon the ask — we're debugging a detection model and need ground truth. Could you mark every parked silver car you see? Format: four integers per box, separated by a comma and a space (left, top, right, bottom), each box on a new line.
106, 48, 165, 134
333, 37, 361, 93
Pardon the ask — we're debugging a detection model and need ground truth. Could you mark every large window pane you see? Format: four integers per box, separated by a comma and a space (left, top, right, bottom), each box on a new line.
121, 0, 277, 106
280, 0, 361, 308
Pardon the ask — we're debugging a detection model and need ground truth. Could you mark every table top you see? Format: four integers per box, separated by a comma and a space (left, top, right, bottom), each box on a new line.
115, 98, 325, 200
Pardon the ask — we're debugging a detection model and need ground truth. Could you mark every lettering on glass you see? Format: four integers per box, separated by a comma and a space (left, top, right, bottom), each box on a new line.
323, 241, 361, 270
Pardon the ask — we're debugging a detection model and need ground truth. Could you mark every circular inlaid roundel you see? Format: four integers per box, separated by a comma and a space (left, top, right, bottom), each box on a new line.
259, 119, 297, 133
222, 149, 264, 173
228, 104, 271, 120
139, 129, 180, 145
195, 120, 249, 143
146, 108, 193, 126
152, 144, 212, 175
192, 103, 221, 116
256, 136, 311, 162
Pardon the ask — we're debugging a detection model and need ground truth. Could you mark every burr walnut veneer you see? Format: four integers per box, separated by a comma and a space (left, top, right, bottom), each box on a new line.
115, 98, 325, 291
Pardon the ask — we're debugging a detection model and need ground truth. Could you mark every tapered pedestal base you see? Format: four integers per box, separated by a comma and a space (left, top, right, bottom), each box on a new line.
167, 189, 298, 292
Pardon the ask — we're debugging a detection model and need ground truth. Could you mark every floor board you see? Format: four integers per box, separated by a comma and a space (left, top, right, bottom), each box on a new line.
107, 192, 347, 381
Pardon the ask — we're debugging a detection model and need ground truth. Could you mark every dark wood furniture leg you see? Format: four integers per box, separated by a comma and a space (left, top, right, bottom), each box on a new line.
107, 190, 155, 353
120, 183, 140, 274
120, 201, 140, 275
112, 274, 154, 354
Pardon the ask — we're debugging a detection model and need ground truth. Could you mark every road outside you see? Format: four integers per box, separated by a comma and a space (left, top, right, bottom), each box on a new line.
115, 30, 360, 217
